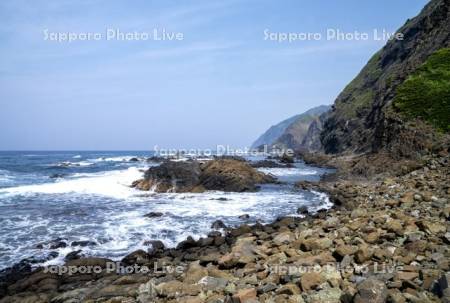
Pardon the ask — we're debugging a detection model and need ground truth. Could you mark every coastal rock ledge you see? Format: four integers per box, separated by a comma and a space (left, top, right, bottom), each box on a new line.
131, 159, 276, 193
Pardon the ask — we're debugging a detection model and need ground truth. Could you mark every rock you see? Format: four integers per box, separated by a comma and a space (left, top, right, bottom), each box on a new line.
133, 159, 275, 193
355, 245, 372, 263
144, 240, 165, 256
133, 160, 203, 192
276, 283, 301, 295
198, 276, 228, 291
300, 272, 324, 291
70, 240, 97, 247
65, 257, 111, 268
144, 212, 164, 218
177, 236, 197, 250
354, 278, 388, 303
121, 250, 151, 265
184, 261, 208, 284
280, 153, 294, 164
155, 280, 201, 298
35, 238, 67, 249
200, 159, 276, 192
399, 192, 415, 204
334, 245, 357, 259
306, 286, 342, 303
431, 273, 450, 299
238, 214, 250, 220
257, 282, 278, 294
396, 271, 419, 281
232, 288, 257, 303
273, 232, 294, 245
211, 220, 227, 229
64, 250, 83, 261
351, 208, 366, 218
297, 206, 309, 215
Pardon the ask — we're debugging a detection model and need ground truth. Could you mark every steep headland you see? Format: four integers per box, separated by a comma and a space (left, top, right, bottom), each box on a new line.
251, 105, 330, 152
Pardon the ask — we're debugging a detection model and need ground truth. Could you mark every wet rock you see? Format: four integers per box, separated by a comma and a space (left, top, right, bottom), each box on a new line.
211, 220, 227, 229
133, 160, 203, 192
143, 240, 165, 252
238, 214, 250, 220
121, 250, 151, 266
133, 159, 275, 193
65, 250, 83, 261
279, 153, 294, 164
200, 159, 276, 192
35, 238, 67, 249
144, 212, 164, 218
71, 240, 97, 247
297, 206, 309, 215
176, 236, 197, 250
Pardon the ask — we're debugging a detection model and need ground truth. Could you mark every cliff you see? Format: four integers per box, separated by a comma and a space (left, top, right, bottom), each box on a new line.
252, 105, 330, 151
321, 0, 450, 157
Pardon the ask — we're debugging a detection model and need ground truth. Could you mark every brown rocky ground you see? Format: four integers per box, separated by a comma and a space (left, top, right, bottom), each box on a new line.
0, 156, 449, 303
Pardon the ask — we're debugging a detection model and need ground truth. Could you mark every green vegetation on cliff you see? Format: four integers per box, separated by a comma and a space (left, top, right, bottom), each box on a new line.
393, 48, 450, 132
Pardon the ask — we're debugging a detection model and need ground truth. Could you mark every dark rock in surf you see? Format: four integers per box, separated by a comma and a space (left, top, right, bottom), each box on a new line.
132, 159, 276, 193
297, 206, 309, 215
71, 241, 97, 247
144, 212, 164, 218
65, 250, 83, 261
211, 220, 227, 230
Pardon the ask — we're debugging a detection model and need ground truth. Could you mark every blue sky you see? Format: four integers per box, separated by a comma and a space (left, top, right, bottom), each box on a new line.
0, 0, 428, 150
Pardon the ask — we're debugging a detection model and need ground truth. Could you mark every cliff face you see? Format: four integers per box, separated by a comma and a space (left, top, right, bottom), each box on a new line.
252, 105, 330, 151
321, 0, 450, 156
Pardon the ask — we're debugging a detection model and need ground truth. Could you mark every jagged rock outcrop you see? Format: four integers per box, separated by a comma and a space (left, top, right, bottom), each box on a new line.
252, 105, 330, 151
132, 159, 276, 193
321, 0, 450, 156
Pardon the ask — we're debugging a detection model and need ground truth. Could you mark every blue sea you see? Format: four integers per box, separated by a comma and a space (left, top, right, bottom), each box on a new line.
0, 151, 331, 270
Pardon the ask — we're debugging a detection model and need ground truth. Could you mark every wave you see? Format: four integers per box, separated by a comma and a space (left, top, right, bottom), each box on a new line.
89, 156, 140, 162
73, 155, 82, 159
0, 167, 145, 199
257, 167, 317, 176
52, 161, 94, 167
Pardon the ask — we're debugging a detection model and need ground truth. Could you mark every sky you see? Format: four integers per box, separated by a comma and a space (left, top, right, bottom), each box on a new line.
0, 0, 428, 150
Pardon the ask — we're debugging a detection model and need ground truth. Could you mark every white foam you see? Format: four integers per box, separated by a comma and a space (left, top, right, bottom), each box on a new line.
73, 155, 82, 159
0, 167, 145, 199
257, 167, 317, 176
89, 156, 140, 162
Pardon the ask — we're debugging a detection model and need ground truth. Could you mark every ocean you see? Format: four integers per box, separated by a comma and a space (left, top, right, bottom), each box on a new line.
0, 151, 331, 270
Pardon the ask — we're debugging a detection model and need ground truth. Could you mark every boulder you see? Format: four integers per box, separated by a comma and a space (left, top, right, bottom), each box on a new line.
300, 272, 324, 291
211, 220, 227, 229
132, 161, 203, 193
354, 278, 388, 303
200, 159, 276, 192
133, 159, 276, 193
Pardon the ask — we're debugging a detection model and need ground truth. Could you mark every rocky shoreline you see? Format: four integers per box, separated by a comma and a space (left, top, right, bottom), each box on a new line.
0, 153, 448, 303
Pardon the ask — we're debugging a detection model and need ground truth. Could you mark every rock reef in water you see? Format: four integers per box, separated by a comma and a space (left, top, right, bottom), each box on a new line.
131, 159, 276, 193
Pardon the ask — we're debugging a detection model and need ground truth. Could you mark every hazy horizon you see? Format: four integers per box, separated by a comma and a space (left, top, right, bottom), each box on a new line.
0, 0, 428, 150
